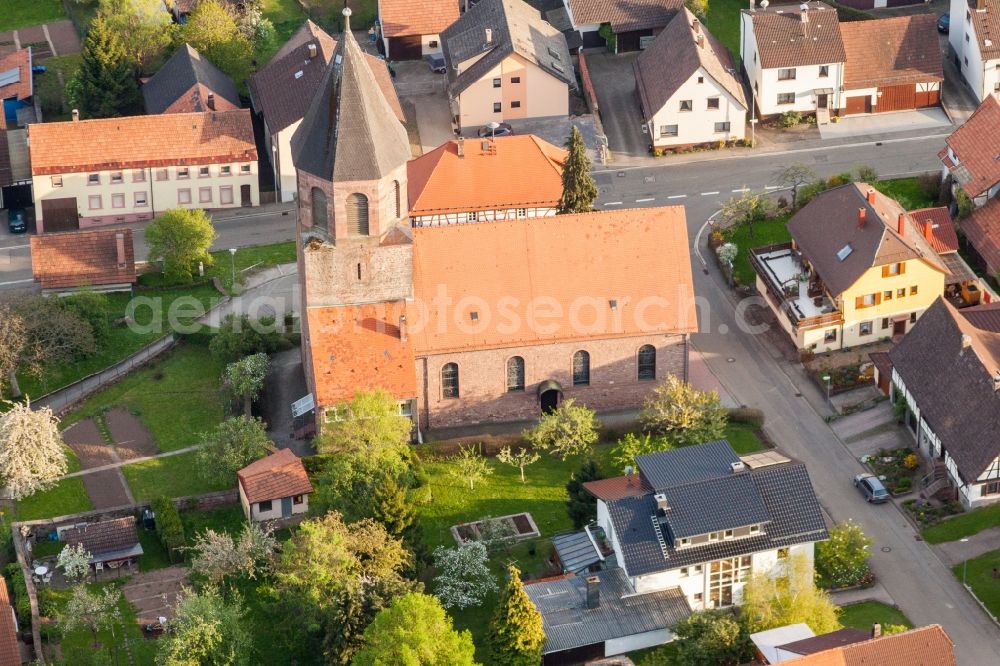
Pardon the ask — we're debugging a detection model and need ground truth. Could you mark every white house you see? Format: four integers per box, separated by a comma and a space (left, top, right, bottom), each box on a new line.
634, 10, 746, 149
741, 1, 846, 118
587, 441, 827, 613
236, 449, 314, 522
888, 298, 1000, 509
949, 0, 1000, 101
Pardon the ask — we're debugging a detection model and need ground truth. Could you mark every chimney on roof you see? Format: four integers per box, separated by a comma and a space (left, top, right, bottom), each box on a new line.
858, 207, 866, 227
800, 3, 809, 23
399, 314, 407, 342
585, 576, 600, 609
207, 92, 215, 111
692, 18, 701, 33
977, 0, 986, 11
456, 136, 465, 158
115, 232, 126, 270
993, 370, 1000, 391
485, 28, 493, 44
308, 42, 317, 59
923, 220, 933, 241
872, 623, 882, 639
962, 333, 973, 350
654, 492, 670, 514
897, 213, 906, 237
867, 189, 876, 204
696, 33, 705, 48
71, 109, 79, 122
731, 461, 746, 473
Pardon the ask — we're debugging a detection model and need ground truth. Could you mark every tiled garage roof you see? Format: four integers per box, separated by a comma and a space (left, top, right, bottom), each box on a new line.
380, 0, 459, 37
840, 15, 942, 89
567, 0, 683, 32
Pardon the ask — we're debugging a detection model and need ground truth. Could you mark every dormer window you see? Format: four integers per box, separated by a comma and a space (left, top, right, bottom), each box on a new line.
750, 525, 760, 534
724, 529, 734, 539
678, 537, 690, 547
708, 532, 719, 542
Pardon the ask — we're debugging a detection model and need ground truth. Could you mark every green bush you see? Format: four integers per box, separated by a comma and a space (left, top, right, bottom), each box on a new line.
151, 498, 185, 563
797, 179, 828, 208
4, 563, 30, 626
956, 188, 973, 220
827, 172, 853, 187
61, 292, 111, 343
779, 111, 802, 128
178, 327, 216, 347
895, 477, 913, 492
0, 519, 13, 565
917, 172, 941, 200
855, 165, 878, 183
727, 407, 764, 428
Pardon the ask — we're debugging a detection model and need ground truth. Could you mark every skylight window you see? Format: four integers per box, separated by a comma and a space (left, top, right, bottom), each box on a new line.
837, 244, 853, 261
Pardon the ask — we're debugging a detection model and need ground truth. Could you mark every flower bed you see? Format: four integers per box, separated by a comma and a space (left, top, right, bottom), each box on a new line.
862, 447, 920, 495
813, 362, 875, 395
902, 498, 964, 528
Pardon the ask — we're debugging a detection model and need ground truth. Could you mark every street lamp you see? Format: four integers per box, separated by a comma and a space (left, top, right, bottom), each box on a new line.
961, 537, 970, 587
229, 248, 237, 291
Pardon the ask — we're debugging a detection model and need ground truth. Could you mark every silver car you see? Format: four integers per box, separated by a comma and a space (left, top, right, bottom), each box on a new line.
854, 473, 890, 504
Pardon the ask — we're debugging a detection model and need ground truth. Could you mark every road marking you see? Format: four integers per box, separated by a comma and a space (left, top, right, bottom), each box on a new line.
635, 197, 655, 203
692, 210, 722, 269
701, 191, 720, 196
0, 244, 30, 251
667, 194, 687, 199
732, 188, 748, 193
0, 278, 33, 286
603, 201, 623, 206
765, 185, 781, 190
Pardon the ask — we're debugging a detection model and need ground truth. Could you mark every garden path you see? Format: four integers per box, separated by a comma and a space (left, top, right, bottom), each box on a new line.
62, 418, 133, 509
55, 445, 201, 481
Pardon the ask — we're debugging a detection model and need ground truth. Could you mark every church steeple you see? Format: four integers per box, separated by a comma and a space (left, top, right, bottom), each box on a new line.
291, 6, 411, 185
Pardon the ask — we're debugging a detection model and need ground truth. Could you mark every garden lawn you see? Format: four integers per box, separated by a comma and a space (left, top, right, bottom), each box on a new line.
123, 450, 234, 501
922, 503, 1000, 544
62, 344, 225, 452
724, 213, 792, 287
180, 504, 246, 545
872, 177, 936, 211
263, 0, 310, 46
16, 285, 221, 399
33, 53, 82, 122
704, 0, 742, 64
50, 581, 158, 665
16, 478, 92, 521
953, 550, 1000, 619
137, 529, 173, 571
206, 242, 297, 294
0, 0, 65, 31
724, 423, 766, 454
837, 601, 913, 631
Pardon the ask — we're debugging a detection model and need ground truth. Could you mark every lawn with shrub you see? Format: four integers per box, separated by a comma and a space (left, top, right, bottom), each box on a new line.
206, 242, 297, 294
704, 0, 742, 61
124, 450, 233, 501
722, 213, 792, 286
0, 0, 65, 31
922, 503, 1000, 544
15, 478, 93, 521
872, 177, 938, 211
952, 550, 1000, 619
838, 600, 913, 631
180, 504, 247, 545
33, 53, 83, 122
63, 344, 225, 452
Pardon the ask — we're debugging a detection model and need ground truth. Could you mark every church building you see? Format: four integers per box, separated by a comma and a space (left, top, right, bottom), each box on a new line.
294, 8, 698, 437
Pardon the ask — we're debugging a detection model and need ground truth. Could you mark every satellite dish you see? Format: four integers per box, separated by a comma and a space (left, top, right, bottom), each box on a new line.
624, 465, 634, 476
800, 2, 808, 10
760, 0, 769, 8
487, 122, 500, 130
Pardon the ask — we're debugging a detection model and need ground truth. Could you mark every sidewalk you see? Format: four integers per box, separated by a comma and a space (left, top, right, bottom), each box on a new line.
830, 580, 896, 607
199, 262, 298, 326
55, 445, 202, 481
208, 201, 296, 223
934, 527, 1000, 567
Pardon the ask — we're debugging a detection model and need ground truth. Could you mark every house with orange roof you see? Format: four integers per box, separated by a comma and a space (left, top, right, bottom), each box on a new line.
237, 449, 314, 522
378, 0, 458, 60
27, 109, 258, 233
407, 134, 565, 226
780, 624, 955, 666
294, 9, 697, 434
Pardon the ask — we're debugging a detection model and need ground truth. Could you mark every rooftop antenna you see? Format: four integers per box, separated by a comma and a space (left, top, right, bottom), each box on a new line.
486, 121, 500, 140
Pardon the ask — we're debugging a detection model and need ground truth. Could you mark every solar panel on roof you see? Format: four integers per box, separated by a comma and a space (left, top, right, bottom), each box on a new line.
0, 68, 20, 88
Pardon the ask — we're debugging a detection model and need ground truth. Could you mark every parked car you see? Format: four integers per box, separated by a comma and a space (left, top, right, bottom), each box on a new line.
6, 208, 27, 234
424, 53, 446, 74
477, 122, 513, 138
937, 14, 950, 33
854, 473, 890, 503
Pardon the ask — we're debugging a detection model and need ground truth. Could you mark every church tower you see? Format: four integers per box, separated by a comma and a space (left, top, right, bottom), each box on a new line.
293, 7, 417, 426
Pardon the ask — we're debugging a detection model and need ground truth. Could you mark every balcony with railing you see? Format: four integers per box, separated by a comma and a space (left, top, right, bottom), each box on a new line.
750, 243, 843, 331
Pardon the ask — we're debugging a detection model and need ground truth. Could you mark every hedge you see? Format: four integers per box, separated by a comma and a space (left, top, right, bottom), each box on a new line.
4, 563, 30, 626
727, 407, 765, 428
151, 497, 186, 563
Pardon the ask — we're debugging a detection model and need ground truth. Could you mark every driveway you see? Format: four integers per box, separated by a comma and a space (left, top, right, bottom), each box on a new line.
583, 51, 648, 158
405, 93, 454, 154
830, 402, 913, 460
818, 108, 952, 140
504, 115, 600, 163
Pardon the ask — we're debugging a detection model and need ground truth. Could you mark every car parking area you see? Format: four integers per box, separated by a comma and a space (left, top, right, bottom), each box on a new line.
583, 51, 648, 158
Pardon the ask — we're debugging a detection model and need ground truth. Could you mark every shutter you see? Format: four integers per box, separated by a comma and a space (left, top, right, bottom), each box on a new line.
346, 193, 369, 235
856, 296, 865, 309
899, 262, 906, 275
882, 266, 890, 278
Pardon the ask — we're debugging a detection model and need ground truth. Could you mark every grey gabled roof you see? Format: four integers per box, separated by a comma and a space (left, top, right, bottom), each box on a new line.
551, 529, 603, 574
659, 472, 770, 539
637, 439, 741, 489
290, 13, 410, 183
524, 568, 690, 654
441, 0, 574, 97
142, 44, 239, 114
888, 298, 1000, 482
608, 456, 827, 577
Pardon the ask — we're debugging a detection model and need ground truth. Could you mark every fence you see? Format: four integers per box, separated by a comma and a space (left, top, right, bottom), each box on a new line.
34, 335, 177, 415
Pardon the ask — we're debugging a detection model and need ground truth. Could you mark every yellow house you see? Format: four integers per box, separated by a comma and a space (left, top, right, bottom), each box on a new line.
440, 0, 574, 132
27, 109, 258, 233
751, 183, 957, 352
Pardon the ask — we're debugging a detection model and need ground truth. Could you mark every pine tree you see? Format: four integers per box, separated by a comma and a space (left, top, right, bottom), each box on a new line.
67, 16, 140, 118
565, 458, 604, 528
488, 565, 545, 666
557, 126, 598, 214
371, 471, 415, 538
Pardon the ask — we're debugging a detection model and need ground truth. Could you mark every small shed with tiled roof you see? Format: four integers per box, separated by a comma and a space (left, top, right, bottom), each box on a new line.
30, 228, 136, 293
62, 516, 144, 570
564, 0, 684, 51
378, 0, 458, 60
237, 449, 313, 522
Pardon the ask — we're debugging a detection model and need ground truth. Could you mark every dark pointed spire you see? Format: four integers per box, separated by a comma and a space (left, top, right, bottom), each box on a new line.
291, 6, 410, 183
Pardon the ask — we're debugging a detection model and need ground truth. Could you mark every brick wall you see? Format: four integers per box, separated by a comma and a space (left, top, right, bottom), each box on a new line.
416, 334, 688, 429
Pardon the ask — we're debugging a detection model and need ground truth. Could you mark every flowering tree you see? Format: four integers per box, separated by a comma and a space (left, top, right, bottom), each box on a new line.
0, 400, 69, 499
432, 542, 497, 609
225, 353, 269, 417
640, 376, 728, 447
497, 446, 540, 483
815, 520, 873, 588
189, 523, 277, 584
448, 444, 493, 491
60, 585, 122, 648
524, 399, 601, 459
57, 543, 92, 582
716, 243, 738, 267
